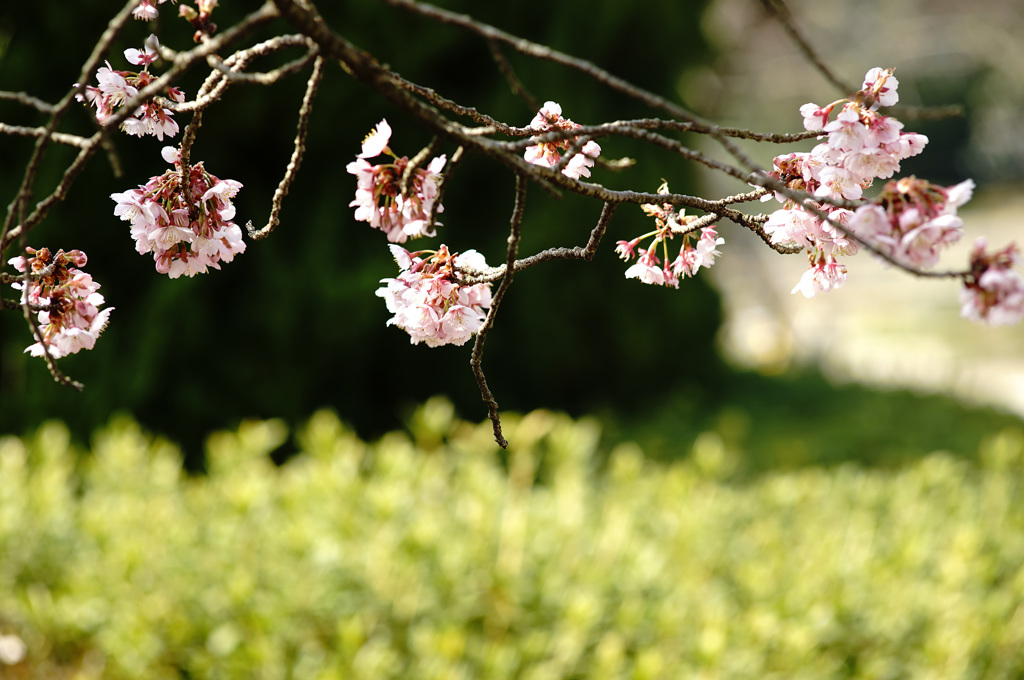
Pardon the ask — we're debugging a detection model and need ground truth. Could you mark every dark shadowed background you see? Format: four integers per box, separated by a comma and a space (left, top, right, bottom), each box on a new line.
1, 1, 727, 466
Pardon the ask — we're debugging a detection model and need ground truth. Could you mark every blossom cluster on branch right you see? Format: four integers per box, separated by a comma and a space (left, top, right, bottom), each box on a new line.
759, 67, 1023, 324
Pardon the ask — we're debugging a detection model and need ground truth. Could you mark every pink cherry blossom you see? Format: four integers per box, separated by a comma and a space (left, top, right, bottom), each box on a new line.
76, 36, 183, 140
761, 70, 952, 297
347, 119, 447, 243
764, 208, 812, 246
124, 36, 160, 67
7, 247, 112, 358
824, 106, 868, 152
132, 0, 162, 20
692, 227, 725, 272
358, 119, 392, 159
861, 67, 899, 108
624, 249, 665, 286
111, 148, 246, 277
886, 132, 928, 160
816, 165, 863, 200
376, 244, 492, 347
792, 256, 848, 298
523, 101, 602, 180
620, 182, 723, 287
960, 239, 1024, 325
799, 103, 831, 131
615, 237, 641, 261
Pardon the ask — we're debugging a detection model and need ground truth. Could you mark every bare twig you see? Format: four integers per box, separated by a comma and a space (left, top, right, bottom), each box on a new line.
0, 124, 92, 149
487, 40, 540, 114
760, 0, 856, 95
470, 173, 529, 448
0, 91, 56, 113
459, 201, 616, 285
430, 145, 464, 230
248, 54, 325, 240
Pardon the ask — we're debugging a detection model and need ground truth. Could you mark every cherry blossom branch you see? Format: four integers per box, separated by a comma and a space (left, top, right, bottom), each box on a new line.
4, 0, 1012, 416
469, 174, 529, 448
247, 55, 325, 240
1, 137, 105, 251
272, 0, 786, 216
430, 145, 464, 229
1, 2, 281, 252
1, 0, 138, 248
487, 40, 540, 115
751, 171, 971, 278
0, 91, 57, 114
165, 35, 316, 114
459, 201, 617, 285
0, 124, 92, 149
392, 77, 523, 135
20, 298, 84, 392
759, 0, 856, 95
206, 44, 318, 86
504, 119, 821, 146
380, 0, 706, 127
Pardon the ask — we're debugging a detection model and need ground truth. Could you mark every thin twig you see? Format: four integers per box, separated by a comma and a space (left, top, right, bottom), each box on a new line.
0, 91, 56, 113
0, 124, 92, 148
381, 0, 706, 127
487, 40, 540, 114
459, 201, 616, 285
760, 0, 855, 95
430, 145, 463, 230
392, 76, 522, 134
470, 174, 528, 448
248, 55, 325, 240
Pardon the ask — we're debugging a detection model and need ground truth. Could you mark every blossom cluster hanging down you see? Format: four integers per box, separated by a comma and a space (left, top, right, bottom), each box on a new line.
523, 101, 602, 180
376, 244, 493, 347
961, 239, 1024, 325
76, 36, 184, 140
7, 248, 112, 358
111, 146, 245, 278
615, 181, 723, 287
347, 119, 447, 244
132, 0, 172, 21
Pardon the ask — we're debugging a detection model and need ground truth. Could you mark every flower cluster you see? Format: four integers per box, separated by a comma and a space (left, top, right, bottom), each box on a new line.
523, 101, 602, 180
76, 36, 184, 140
111, 146, 245, 278
347, 119, 447, 243
960, 239, 1024, 325
376, 244, 493, 347
849, 176, 972, 268
7, 248, 112, 359
615, 182, 723, 287
132, 0, 172, 21
763, 67, 934, 297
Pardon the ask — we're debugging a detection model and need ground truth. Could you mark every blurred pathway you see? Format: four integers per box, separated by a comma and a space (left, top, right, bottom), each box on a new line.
694, 0, 1024, 418
710, 188, 1024, 418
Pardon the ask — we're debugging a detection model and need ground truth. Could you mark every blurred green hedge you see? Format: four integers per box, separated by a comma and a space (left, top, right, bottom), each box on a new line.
3, 401, 1024, 678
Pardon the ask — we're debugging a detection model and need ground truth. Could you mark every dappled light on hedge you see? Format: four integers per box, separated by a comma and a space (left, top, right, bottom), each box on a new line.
2, 406, 1024, 677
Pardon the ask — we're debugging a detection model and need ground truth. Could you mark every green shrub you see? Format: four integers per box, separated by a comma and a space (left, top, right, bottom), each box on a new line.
2, 401, 1024, 678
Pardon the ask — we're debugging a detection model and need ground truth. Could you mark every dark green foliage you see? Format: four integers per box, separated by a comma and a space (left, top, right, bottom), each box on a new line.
604, 367, 1024, 474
